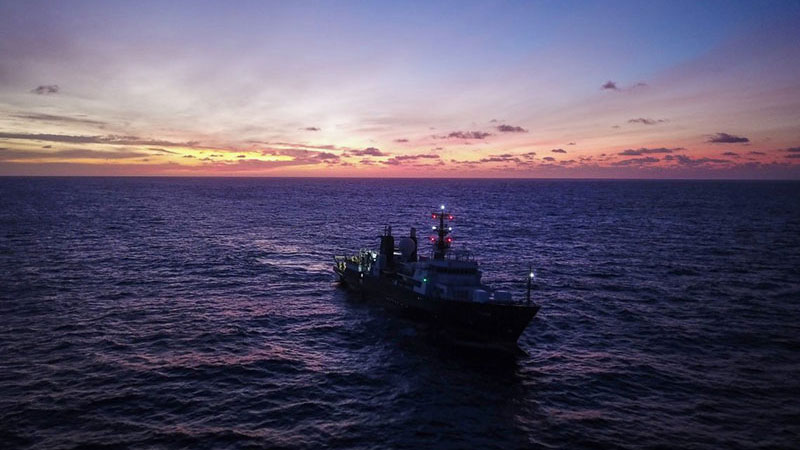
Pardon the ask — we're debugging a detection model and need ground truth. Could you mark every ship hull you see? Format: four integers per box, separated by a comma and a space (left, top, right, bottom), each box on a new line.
335, 268, 539, 344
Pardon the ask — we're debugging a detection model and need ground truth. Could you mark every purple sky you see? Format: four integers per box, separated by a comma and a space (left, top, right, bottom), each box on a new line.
1, 1, 799, 177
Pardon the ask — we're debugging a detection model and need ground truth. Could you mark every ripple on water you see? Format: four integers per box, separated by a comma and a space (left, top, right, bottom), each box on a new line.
0, 178, 799, 449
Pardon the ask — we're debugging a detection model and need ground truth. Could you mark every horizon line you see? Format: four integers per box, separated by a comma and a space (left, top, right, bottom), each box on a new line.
2, 175, 799, 182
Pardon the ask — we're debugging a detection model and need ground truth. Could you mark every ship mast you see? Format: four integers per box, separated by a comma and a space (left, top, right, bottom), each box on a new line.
430, 205, 453, 260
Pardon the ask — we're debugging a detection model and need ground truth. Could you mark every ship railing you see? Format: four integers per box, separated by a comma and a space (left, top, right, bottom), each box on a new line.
444, 250, 475, 262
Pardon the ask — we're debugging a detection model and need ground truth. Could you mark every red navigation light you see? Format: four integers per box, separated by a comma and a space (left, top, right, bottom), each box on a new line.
448, 215, 453, 220
429, 236, 436, 242
431, 213, 437, 219
446, 237, 453, 243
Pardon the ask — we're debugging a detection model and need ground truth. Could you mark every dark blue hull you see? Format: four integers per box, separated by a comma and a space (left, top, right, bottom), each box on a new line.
335, 268, 539, 344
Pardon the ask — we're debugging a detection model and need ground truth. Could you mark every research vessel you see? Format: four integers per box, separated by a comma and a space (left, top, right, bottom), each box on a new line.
334, 206, 540, 345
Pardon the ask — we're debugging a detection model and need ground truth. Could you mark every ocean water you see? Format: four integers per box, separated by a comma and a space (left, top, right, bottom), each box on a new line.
1, 177, 798, 450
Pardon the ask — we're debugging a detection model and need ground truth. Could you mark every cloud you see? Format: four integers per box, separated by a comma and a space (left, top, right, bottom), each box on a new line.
183, 155, 195, 158
602, 81, 647, 92
568, 142, 576, 145
382, 153, 440, 165
784, 147, 800, 153
601, 81, 619, 90
12, 113, 106, 127
551, 148, 566, 153
302, 127, 320, 131
148, 147, 178, 154
349, 147, 387, 157
0, 148, 151, 160
0, 132, 199, 147
628, 118, 667, 125
664, 155, 730, 166
722, 152, 739, 157
394, 138, 409, 143
31, 85, 59, 95
258, 147, 341, 164
542, 156, 556, 162
496, 125, 528, 133
618, 147, 682, 156
311, 152, 339, 161
612, 156, 660, 166
786, 154, 800, 159
748, 151, 766, 156
707, 133, 749, 144
479, 154, 521, 164
437, 131, 492, 140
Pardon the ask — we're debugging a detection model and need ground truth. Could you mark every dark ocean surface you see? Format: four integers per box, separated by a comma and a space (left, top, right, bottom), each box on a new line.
1, 177, 799, 450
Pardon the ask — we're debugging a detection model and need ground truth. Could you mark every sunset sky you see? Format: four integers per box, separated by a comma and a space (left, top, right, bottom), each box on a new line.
1, 0, 799, 178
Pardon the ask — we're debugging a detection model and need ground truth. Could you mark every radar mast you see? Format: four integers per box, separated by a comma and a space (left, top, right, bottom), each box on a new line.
430, 204, 454, 259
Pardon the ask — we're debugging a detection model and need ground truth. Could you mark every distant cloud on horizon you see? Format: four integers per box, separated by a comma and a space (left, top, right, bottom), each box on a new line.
708, 132, 749, 144
382, 153, 440, 166
350, 147, 387, 157
618, 147, 682, 156
612, 156, 660, 166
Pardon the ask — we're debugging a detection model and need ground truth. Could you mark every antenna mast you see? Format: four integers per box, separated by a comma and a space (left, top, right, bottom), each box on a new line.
430, 205, 454, 260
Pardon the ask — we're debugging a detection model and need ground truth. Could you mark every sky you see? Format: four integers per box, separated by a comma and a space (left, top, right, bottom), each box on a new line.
1, 0, 799, 178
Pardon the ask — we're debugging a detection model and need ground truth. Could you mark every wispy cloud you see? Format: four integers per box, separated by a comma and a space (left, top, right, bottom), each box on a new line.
664, 154, 731, 166
302, 127, 320, 131
479, 154, 521, 164
349, 147, 387, 157
628, 118, 667, 125
30, 85, 59, 95
382, 153, 440, 165
707, 132, 749, 144
551, 148, 566, 153
602, 80, 647, 92
12, 113, 106, 127
148, 147, 178, 154
601, 81, 618, 90
612, 156, 660, 166
618, 147, 682, 156
496, 125, 528, 133
393, 138, 409, 143
0, 132, 199, 147
436, 131, 492, 140
0, 148, 150, 160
